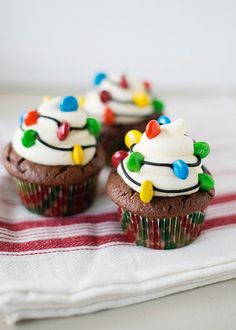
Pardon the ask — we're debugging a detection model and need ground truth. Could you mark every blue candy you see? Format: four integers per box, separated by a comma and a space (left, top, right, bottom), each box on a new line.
172, 160, 189, 180
94, 72, 107, 86
60, 96, 78, 112
158, 115, 171, 125
20, 112, 26, 126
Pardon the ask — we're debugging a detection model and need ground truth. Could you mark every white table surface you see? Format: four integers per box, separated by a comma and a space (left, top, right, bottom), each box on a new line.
0, 91, 235, 329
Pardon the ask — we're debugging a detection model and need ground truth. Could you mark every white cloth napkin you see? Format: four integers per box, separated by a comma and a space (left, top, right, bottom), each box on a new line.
0, 94, 236, 324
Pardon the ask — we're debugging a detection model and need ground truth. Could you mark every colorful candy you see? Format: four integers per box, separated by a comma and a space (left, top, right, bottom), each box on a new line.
94, 72, 107, 85
24, 110, 39, 126
57, 122, 70, 141
198, 173, 215, 191
103, 108, 115, 125
145, 120, 161, 139
60, 96, 78, 112
100, 90, 111, 103
194, 142, 210, 159
111, 150, 128, 168
87, 118, 101, 136
21, 130, 37, 148
158, 115, 171, 125
77, 95, 85, 107
172, 160, 189, 180
133, 92, 150, 107
140, 180, 154, 203
72, 144, 84, 165
120, 75, 129, 89
152, 99, 164, 114
19, 112, 26, 126
143, 80, 152, 91
127, 152, 144, 172
42, 96, 51, 104
124, 130, 142, 148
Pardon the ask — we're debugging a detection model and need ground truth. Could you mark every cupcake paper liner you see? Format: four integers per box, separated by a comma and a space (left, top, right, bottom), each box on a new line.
15, 176, 98, 217
119, 207, 206, 249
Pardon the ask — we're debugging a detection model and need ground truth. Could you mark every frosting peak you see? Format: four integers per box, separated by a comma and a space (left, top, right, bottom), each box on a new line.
112, 116, 215, 202
13, 96, 101, 166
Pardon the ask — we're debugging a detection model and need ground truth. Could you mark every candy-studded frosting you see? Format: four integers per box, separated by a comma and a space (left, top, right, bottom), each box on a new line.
112, 116, 215, 203
13, 96, 101, 166
82, 72, 164, 125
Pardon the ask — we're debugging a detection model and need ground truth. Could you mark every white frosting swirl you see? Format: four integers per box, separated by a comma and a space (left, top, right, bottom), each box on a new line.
83, 73, 154, 124
13, 97, 97, 166
118, 119, 203, 197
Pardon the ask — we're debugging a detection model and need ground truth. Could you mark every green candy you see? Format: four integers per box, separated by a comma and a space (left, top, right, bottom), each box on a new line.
21, 129, 37, 148
87, 118, 101, 136
126, 152, 144, 172
152, 99, 165, 114
198, 173, 215, 191
194, 142, 210, 159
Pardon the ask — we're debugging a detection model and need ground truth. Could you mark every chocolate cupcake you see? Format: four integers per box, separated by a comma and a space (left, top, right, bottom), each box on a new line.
82, 73, 165, 163
107, 116, 215, 249
3, 96, 105, 217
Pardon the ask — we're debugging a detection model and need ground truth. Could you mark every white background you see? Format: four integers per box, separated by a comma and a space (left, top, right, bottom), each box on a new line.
0, 0, 236, 92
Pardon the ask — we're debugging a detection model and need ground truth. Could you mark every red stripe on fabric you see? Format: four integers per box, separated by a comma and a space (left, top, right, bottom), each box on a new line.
0, 233, 129, 252
203, 214, 236, 230
0, 212, 118, 231
210, 193, 236, 205
0, 243, 134, 256
0, 215, 235, 254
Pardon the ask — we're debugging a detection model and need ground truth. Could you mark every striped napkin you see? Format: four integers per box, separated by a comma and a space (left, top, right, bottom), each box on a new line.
0, 94, 236, 324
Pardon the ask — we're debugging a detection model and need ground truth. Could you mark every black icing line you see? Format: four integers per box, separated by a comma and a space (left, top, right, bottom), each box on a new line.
129, 145, 201, 168
36, 135, 97, 151
120, 161, 200, 194
103, 78, 151, 107
20, 125, 97, 152
39, 114, 87, 130
143, 155, 201, 168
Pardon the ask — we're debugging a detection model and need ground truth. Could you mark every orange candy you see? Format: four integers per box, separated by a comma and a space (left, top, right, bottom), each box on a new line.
24, 110, 39, 126
146, 120, 161, 139
143, 80, 152, 91
103, 108, 115, 125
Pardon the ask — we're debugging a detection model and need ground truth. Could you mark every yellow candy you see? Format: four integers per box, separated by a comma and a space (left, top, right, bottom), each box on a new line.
124, 130, 142, 149
72, 144, 84, 165
133, 92, 150, 107
77, 96, 85, 107
42, 96, 51, 104
140, 180, 154, 203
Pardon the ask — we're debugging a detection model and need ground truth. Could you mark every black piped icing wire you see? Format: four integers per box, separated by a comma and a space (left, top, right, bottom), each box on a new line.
39, 114, 87, 131
20, 114, 97, 152
129, 144, 201, 168
120, 161, 200, 194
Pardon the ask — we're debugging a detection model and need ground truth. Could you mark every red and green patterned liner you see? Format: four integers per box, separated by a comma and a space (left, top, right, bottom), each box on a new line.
118, 207, 206, 249
15, 176, 98, 217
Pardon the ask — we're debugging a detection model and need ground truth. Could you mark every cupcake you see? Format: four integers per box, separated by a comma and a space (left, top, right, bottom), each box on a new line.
82, 72, 165, 163
107, 116, 215, 249
3, 96, 105, 217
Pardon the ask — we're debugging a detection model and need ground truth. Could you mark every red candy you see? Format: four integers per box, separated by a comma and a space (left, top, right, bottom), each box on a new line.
120, 75, 129, 89
24, 110, 39, 126
146, 120, 161, 139
111, 150, 128, 168
100, 90, 111, 103
143, 80, 152, 91
103, 108, 115, 125
57, 121, 70, 141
